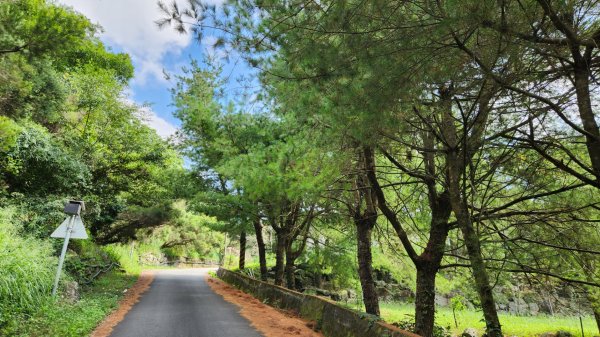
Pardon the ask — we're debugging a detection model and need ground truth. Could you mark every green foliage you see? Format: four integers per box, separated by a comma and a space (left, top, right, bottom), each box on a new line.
2, 1, 600, 337
137, 201, 225, 261
0, 1, 252, 336
64, 240, 118, 285
0, 0, 186, 244
4, 271, 136, 337
1, 121, 90, 196
0, 116, 21, 151
302, 227, 361, 290
0, 208, 56, 329
0, 0, 92, 58
450, 295, 466, 312
104, 244, 142, 275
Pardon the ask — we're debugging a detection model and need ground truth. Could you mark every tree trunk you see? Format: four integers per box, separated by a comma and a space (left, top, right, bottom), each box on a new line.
355, 217, 380, 316
238, 230, 246, 270
285, 250, 296, 289
253, 218, 268, 280
314, 269, 322, 288
441, 91, 503, 337
414, 265, 437, 337
572, 56, 600, 178
274, 232, 286, 286
413, 205, 450, 337
460, 221, 502, 337
314, 238, 323, 288
450, 184, 502, 336
363, 144, 453, 332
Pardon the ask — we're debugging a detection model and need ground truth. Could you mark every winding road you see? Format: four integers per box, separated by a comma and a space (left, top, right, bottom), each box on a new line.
109, 269, 264, 337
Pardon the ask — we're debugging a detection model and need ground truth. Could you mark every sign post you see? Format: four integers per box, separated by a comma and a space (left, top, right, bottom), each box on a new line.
51, 200, 87, 297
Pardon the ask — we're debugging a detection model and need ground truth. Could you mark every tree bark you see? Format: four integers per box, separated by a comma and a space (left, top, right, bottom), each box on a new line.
363, 145, 453, 333
413, 200, 451, 337
352, 147, 381, 316
440, 85, 503, 337
355, 215, 380, 316
459, 220, 502, 337
313, 238, 323, 288
415, 265, 437, 337
572, 59, 600, 178
447, 148, 503, 336
285, 249, 296, 289
253, 218, 268, 280
447, 151, 502, 336
238, 230, 246, 270
285, 228, 310, 290
274, 231, 287, 286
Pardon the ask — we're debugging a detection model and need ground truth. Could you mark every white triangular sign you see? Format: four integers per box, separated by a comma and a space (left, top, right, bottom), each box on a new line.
71, 215, 88, 239
50, 218, 70, 238
50, 216, 88, 239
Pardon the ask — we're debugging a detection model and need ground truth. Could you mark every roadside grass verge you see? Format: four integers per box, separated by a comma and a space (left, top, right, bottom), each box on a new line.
6, 270, 137, 337
379, 302, 597, 337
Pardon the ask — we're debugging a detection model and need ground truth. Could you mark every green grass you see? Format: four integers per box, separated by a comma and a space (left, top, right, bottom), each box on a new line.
4, 271, 137, 337
379, 302, 598, 337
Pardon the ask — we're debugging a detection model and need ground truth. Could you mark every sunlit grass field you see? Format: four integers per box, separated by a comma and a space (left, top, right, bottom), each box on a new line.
379, 302, 597, 337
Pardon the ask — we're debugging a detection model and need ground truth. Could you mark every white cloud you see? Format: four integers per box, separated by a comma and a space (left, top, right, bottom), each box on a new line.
139, 106, 178, 139
58, 0, 196, 84
120, 90, 178, 139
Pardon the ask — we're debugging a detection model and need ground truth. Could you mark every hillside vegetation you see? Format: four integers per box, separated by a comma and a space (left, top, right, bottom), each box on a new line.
0, 1, 223, 335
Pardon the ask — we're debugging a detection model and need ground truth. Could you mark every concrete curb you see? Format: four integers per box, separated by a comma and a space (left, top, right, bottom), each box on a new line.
217, 268, 421, 337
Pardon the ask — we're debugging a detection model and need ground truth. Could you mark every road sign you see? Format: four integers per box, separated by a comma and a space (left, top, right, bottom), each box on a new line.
51, 200, 88, 296
51, 215, 88, 239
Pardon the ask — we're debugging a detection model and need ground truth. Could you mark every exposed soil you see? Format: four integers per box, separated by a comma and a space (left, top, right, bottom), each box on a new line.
90, 270, 155, 337
207, 276, 325, 337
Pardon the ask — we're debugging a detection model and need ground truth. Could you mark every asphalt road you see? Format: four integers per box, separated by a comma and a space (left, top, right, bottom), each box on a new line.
109, 269, 264, 337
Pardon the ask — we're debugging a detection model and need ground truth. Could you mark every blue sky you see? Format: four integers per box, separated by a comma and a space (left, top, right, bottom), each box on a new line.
58, 0, 253, 138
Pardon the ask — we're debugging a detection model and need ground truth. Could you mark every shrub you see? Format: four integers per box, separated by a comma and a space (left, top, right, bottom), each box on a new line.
65, 240, 119, 285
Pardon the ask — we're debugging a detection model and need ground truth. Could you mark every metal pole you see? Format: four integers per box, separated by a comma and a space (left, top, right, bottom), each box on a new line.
52, 215, 75, 297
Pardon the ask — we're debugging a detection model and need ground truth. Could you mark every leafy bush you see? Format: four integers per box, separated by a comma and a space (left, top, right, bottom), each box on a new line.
65, 240, 119, 285
104, 243, 142, 275
1, 122, 90, 196
0, 207, 56, 329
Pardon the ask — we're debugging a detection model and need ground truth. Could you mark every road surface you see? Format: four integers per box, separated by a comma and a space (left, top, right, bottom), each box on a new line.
109, 269, 264, 337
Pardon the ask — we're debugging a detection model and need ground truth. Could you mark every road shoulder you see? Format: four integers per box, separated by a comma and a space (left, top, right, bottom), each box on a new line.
207, 276, 324, 337
91, 270, 155, 337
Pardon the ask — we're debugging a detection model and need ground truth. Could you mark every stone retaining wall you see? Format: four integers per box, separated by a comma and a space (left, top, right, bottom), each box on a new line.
216, 268, 421, 337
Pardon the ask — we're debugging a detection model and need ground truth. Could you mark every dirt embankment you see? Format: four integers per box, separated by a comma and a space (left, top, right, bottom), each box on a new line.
91, 271, 154, 337
207, 276, 325, 337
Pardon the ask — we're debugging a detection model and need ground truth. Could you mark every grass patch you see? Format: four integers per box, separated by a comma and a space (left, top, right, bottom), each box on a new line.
4, 270, 137, 337
380, 302, 598, 337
